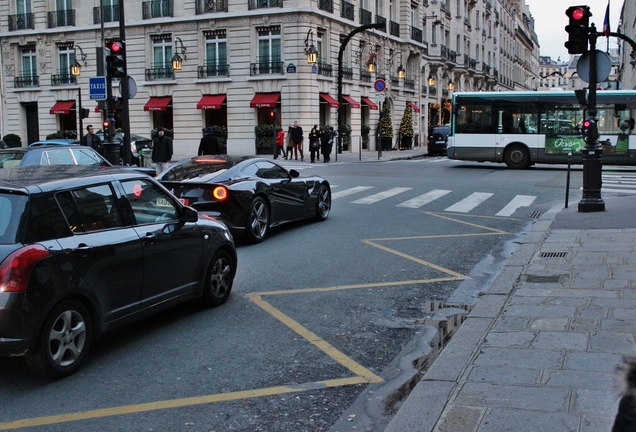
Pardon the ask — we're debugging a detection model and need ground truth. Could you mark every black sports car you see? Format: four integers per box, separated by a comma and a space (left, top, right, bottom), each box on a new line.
159, 156, 331, 242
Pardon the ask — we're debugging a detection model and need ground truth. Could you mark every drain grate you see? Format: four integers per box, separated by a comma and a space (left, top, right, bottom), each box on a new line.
539, 252, 568, 258
529, 210, 544, 219
525, 274, 564, 283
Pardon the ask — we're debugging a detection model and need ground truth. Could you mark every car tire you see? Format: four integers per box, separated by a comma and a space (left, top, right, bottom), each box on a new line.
201, 249, 234, 307
25, 300, 93, 378
245, 196, 269, 243
315, 184, 331, 221
504, 144, 531, 169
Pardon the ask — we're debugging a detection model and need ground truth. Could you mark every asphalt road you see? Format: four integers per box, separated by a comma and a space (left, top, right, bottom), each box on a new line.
2, 157, 618, 431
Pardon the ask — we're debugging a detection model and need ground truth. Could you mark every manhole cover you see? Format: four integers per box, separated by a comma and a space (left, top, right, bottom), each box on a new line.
539, 252, 568, 258
525, 275, 564, 283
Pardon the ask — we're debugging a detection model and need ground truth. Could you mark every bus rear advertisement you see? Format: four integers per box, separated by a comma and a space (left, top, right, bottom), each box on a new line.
446, 90, 636, 169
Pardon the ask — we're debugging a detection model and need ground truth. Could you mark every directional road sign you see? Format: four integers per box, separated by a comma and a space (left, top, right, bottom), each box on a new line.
89, 76, 107, 100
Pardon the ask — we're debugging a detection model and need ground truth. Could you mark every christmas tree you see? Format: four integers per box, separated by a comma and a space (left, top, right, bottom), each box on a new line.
399, 104, 414, 137
378, 102, 393, 138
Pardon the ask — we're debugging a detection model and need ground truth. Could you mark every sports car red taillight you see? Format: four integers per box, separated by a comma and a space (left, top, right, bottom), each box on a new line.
212, 186, 229, 201
0, 245, 50, 293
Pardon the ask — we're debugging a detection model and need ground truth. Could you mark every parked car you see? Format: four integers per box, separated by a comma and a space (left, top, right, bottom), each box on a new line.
95, 133, 153, 165
427, 125, 451, 156
0, 145, 156, 176
159, 155, 331, 243
0, 140, 7, 149
29, 139, 79, 147
0, 165, 237, 377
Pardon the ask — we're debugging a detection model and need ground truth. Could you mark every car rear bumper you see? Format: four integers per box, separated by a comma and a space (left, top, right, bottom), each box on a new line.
0, 293, 38, 357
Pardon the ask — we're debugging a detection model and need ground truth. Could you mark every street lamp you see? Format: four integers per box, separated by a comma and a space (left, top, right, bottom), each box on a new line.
448, 82, 455, 91
428, 75, 436, 87
396, 51, 405, 80
171, 37, 187, 71
69, 45, 88, 141
304, 29, 319, 65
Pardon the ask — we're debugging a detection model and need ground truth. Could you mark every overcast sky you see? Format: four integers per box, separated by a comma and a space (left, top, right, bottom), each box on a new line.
524, 0, 623, 61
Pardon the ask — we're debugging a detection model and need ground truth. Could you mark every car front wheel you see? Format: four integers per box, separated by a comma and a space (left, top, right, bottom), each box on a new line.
245, 196, 269, 243
201, 250, 234, 307
315, 185, 331, 221
26, 300, 93, 378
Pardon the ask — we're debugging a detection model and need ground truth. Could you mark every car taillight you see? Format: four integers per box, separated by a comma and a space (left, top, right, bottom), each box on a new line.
211, 186, 228, 201
0, 245, 50, 293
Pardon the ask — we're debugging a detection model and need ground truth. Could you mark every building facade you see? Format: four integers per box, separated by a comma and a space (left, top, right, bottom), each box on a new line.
618, 0, 636, 90
0, 0, 538, 155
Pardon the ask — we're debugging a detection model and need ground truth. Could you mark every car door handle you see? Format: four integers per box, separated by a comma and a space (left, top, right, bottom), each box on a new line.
73, 244, 93, 256
143, 232, 156, 243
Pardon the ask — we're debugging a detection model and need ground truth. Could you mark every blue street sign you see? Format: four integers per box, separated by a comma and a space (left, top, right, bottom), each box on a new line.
374, 79, 386, 92
89, 76, 107, 100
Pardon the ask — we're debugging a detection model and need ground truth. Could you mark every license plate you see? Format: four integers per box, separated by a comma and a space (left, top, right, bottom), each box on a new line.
436, 141, 445, 144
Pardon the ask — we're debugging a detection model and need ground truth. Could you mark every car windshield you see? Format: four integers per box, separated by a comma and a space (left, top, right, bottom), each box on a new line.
0, 152, 25, 168
161, 159, 237, 181
0, 193, 28, 244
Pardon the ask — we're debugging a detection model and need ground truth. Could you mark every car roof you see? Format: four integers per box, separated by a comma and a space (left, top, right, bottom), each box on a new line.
29, 139, 79, 146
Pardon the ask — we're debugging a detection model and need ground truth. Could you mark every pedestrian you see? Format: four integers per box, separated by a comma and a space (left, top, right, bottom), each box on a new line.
275, 127, 286, 159
285, 126, 294, 160
198, 127, 220, 155
151, 127, 173, 175
320, 126, 333, 163
309, 125, 321, 163
80, 124, 103, 154
290, 121, 304, 161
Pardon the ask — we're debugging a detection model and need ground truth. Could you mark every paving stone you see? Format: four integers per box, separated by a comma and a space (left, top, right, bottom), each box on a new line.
478, 408, 579, 432
580, 414, 617, 432
468, 365, 540, 385
531, 331, 588, 350
493, 316, 528, 331
473, 347, 564, 369
574, 388, 621, 415
437, 405, 483, 432
612, 308, 636, 320
543, 370, 615, 389
454, 382, 569, 411
568, 318, 599, 332
578, 305, 607, 318
483, 331, 537, 348
530, 318, 569, 331
503, 305, 577, 318
600, 318, 636, 333
590, 333, 635, 354
592, 298, 636, 308
565, 351, 623, 372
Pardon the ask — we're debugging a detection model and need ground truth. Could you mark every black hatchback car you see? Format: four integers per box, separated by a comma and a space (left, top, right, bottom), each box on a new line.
0, 166, 237, 377
427, 125, 451, 156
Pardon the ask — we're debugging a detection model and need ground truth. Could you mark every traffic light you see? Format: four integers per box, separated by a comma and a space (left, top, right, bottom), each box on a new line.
105, 41, 126, 79
564, 6, 590, 54
582, 117, 597, 144
103, 119, 112, 142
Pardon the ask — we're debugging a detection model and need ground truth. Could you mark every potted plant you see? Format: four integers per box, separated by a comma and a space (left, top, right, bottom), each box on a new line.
254, 124, 275, 154
361, 124, 370, 149
399, 104, 414, 149
378, 103, 393, 151
2, 133, 22, 148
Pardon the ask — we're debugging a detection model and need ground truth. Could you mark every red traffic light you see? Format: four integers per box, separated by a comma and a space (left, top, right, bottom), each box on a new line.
103, 120, 110, 128
583, 120, 591, 128
571, 7, 585, 20
107, 41, 123, 53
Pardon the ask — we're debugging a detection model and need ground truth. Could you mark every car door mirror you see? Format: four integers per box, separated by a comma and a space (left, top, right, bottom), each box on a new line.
181, 206, 198, 223
289, 169, 300, 178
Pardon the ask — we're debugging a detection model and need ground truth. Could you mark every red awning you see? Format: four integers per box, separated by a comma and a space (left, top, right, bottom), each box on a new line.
250, 93, 280, 108
49, 100, 75, 115
197, 94, 226, 110
406, 101, 420, 113
361, 97, 378, 110
144, 96, 172, 111
342, 95, 361, 108
319, 93, 340, 108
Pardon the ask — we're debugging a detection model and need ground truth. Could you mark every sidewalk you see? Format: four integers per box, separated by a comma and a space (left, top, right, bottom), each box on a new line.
385, 193, 636, 432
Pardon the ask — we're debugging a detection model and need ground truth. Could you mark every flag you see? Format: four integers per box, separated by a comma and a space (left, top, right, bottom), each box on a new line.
603, 1, 611, 36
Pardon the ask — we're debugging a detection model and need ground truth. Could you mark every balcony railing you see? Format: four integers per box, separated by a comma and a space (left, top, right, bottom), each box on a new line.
442, 89, 449, 98
494, 68, 499, 79
93, 5, 119, 23
249, 0, 282, 8
440, 45, 447, 58
250, 61, 284, 75
411, 26, 422, 42
391, 76, 400, 87
14, 74, 39, 88
342, 66, 353, 80
195, 0, 228, 13
468, 58, 476, 69
319, 0, 333, 12
318, 62, 333, 77
360, 70, 372, 83
359, 8, 372, 25
51, 73, 77, 86
447, 49, 457, 63
404, 78, 415, 89
464, 53, 469, 65
428, 86, 437, 96
341, 1, 354, 21
145, 66, 174, 81
8, 13, 35, 30
482, 62, 490, 74
375, 15, 386, 32
47, 9, 75, 28
142, 0, 174, 18
389, 21, 399, 37
197, 63, 230, 78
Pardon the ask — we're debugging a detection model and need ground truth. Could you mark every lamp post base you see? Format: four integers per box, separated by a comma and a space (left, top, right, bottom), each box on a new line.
578, 147, 605, 212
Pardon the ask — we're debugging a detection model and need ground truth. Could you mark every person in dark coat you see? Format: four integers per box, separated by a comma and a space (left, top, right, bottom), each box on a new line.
309, 125, 320, 163
151, 127, 173, 175
290, 121, 304, 161
80, 125, 103, 154
198, 127, 220, 155
320, 126, 333, 163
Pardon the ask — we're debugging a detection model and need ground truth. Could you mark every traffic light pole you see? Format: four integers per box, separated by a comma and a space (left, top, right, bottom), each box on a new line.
578, 24, 605, 212
119, 0, 131, 166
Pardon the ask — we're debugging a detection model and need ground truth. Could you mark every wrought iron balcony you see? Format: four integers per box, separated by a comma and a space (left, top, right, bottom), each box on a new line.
342, 66, 353, 80
93, 5, 119, 23
360, 70, 372, 83
494, 68, 499, 79
318, 62, 333, 77
248, 0, 282, 8
482, 62, 490, 74
411, 26, 422, 42
442, 89, 449, 98
197, 63, 230, 78
250, 61, 284, 75
404, 78, 415, 89
195, 0, 228, 13
8, 13, 35, 30
145, 66, 174, 81
143, 0, 174, 19
359, 8, 372, 25
51, 73, 77, 86
47, 9, 75, 28
341, 1, 354, 21
389, 21, 399, 37
468, 58, 476, 69
391, 76, 400, 87
447, 49, 457, 63
440, 45, 447, 58
14, 74, 39, 88
375, 15, 386, 32
428, 86, 437, 96
319, 0, 333, 12
377, 73, 386, 81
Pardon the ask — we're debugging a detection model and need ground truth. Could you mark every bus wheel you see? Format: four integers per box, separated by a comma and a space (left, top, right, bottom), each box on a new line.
504, 145, 530, 169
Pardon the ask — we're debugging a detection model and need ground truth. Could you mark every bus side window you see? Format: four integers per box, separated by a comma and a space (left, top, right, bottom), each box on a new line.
500, 111, 514, 134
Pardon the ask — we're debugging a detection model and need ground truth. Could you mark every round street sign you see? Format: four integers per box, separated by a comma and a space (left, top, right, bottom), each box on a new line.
374, 79, 386, 92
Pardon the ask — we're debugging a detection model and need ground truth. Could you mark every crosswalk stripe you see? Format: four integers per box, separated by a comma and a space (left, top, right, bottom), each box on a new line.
351, 187, 413, 204
397, 189, 452, 208
444, 192, 493, 213
602, 188, 636, 194
332, 186, 374, 200
495, 195, 537, 217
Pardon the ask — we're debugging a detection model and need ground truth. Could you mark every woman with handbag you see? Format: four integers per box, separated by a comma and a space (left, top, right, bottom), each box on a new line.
309, 125, 321, 163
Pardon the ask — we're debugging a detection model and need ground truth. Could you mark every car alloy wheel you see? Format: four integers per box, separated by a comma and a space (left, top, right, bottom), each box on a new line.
246, 196, 269, 243
316, 185, 331, 221
202, 250, 234, 307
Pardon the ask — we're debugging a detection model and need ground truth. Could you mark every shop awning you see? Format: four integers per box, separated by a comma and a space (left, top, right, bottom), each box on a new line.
49, 100, 75, 115
319, 93, 340, 108
144, 96, 172, 111
197, 94, 226, 110
250, 93, 280, 108
361, 97, 378, 110
406, 101, 420, 113
342, 95, 360, 108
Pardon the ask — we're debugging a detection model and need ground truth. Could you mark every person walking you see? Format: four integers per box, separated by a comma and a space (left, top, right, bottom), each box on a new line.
275, 127, 285, 159
309, 125, 321, 163
151, 127, 173, 175
320, 126, 333, 163
80, 125, 103, 154
285, 126, 294, 160
290, 121, 304, 161
198, 127, 220, 155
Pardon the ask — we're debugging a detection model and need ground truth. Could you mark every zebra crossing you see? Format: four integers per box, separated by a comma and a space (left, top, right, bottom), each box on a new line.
601, 173, 636, 194
331, 185, 537, 217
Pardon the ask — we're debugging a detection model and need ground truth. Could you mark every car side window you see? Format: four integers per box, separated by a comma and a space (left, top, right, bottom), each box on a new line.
120, 179, 180, 224
71, 148, 103, 165
254, 161, 288, 179
57, 184, 123, 233
40, 149, 74, 165
241, 163, 258, 177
